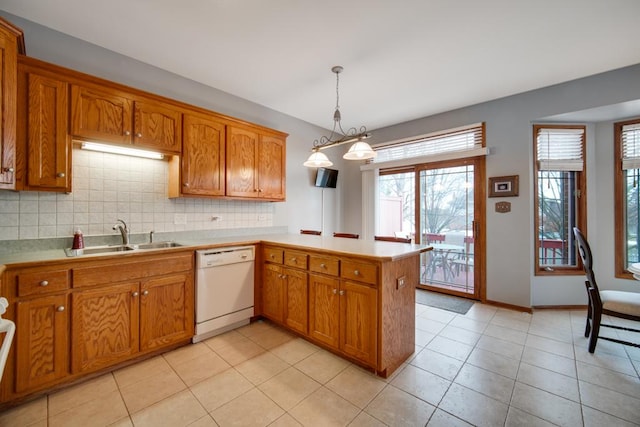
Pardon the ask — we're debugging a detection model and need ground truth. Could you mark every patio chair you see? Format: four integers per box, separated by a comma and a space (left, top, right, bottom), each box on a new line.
573, 227, 640, 353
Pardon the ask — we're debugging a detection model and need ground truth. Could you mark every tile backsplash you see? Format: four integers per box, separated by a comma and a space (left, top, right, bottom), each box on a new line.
0, 148, 274, 241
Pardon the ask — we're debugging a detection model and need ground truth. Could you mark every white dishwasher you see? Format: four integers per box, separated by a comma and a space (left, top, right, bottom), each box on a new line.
193, 246, 255, 342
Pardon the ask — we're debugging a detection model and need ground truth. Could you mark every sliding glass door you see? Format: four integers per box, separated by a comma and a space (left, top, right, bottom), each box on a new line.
378, 157, 484, 299
418, 160, 478, 297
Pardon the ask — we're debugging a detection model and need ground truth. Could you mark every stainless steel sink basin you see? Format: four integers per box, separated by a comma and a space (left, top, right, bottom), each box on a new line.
65, 241, 183, 257
136, 241, 183, 250
65, 245, 135, 256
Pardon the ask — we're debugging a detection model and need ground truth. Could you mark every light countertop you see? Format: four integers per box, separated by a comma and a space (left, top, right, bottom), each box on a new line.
0, 234, 431, 268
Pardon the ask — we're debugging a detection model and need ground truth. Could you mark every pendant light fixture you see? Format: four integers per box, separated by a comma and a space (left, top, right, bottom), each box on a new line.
303, 66, 376, 167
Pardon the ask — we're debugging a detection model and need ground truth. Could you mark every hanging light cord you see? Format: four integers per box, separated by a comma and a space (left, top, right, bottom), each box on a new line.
312, 66, 369, 150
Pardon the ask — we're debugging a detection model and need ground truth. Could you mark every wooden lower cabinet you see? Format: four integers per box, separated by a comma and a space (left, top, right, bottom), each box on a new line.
339, 280, 377, 367
308, 274, 377, 366
140, 272, 194, 351
283, 268, 307, 334
0, 251, 195, 406
308, 273, 340, 348
71, 282, 139, 374
262, 244, 417, 377
262, 263, 308, 334
15, 294, 69, 393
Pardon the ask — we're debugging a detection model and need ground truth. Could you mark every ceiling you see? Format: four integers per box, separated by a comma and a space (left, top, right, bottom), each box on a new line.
2, 0, 640, 131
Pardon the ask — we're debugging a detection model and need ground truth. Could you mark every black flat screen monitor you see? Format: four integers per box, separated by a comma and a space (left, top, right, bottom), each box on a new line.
315, 167, 338, 188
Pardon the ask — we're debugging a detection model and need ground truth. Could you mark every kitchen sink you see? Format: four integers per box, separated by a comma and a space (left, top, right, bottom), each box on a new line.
136, 241, 183, 250
65, 245, 135, 256
64, 241, 183, 256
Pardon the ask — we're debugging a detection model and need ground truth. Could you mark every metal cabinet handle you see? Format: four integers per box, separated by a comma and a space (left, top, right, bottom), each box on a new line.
136, 133, 142, 138
142, 290, 149, 296
124, 130, 131, 136
332, 289, 337, 294
40, 280, 49, 287
3, 167, 14, 173
57, 306, 65, 312
320, 263, 326, 268
183, 183, 190, 187
290, 258, 296, 263
57, 172, 65, 178
270, 254, 275, 259
354, 270, 360, 276
339, 290, 345, 296
132, 291, 139, 297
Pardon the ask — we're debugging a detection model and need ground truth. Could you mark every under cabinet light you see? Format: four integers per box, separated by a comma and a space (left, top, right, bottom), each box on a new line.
80, 142, 165, 160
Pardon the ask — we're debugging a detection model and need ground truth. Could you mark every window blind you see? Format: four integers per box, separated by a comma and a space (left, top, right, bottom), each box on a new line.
536, 127, 585, 171
622, 122, 640, 170
372, 123, 483, 163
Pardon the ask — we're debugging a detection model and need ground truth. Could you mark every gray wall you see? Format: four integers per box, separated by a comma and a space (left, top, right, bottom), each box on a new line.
343, 64, 640, 308
4, 11, 640, 308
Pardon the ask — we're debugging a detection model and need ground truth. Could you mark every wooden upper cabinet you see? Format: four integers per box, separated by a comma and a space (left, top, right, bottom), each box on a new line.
226, 125, 286, 200
0, 18, 24, 189
70, 85, 132, 144
226, 125, 259, 198
71, 85, 182, 155
259, 134, 286, 200
25, 73, 70, 191
169, 112, 225, 197
133, 98, 181, 154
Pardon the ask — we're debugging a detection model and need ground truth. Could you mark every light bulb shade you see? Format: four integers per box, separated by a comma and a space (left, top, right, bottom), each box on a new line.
343, 141, 377, 160
303, 151, 333, 167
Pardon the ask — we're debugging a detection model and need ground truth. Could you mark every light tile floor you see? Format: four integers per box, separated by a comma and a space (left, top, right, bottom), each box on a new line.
1, 301, 640, 426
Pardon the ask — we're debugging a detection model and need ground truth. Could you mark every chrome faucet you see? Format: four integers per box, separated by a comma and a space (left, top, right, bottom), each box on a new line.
113, 219, 130, 245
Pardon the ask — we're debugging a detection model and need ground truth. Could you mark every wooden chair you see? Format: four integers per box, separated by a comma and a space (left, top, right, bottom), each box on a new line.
300, 229, 321, 235
374, 236, 411, 243
573, 227, 640, 353
333, 232, 359, 239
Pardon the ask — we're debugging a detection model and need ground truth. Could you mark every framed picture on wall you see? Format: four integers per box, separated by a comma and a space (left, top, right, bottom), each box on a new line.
489, 175, 519, 197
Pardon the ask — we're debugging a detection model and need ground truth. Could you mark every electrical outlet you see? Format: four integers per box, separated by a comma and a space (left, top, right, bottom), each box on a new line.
174, 213, 187, 225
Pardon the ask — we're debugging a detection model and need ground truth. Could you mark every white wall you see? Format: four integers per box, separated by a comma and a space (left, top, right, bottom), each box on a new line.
342, 65, 640, 308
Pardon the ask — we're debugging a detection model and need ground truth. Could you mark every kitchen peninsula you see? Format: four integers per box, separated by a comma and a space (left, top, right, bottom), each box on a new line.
0, 233, 429, 407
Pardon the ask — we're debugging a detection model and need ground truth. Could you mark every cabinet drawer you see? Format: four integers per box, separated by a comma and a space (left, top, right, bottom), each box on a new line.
309, 255, 339, 276
264, 247, 283, 264
18, 269, 70, 296
284, 250, 308, 269
341, 260, 378, 285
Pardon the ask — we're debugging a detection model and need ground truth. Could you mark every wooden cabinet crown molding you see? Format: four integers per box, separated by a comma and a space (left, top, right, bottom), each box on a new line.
17, 55, 288, 140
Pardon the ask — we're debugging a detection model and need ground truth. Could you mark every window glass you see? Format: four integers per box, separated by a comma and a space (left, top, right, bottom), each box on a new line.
533, 125, 586, 273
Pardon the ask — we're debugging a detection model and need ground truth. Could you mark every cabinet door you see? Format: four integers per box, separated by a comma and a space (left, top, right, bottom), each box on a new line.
0, 25, 19, 187
15, 294, 69, 393
340, 281, 378, 367
133, 99, 182, 154
181, 113, 226, 196
71, 282, 139, 374
262, 263, 284, 322
284, 268, 308, 334
70, 85, 133, 144
26, 73, 69, 190
140, 272, 194, 351
259, 134, 286, 200
226, 125, 259, 198
308, 273, 340, 349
